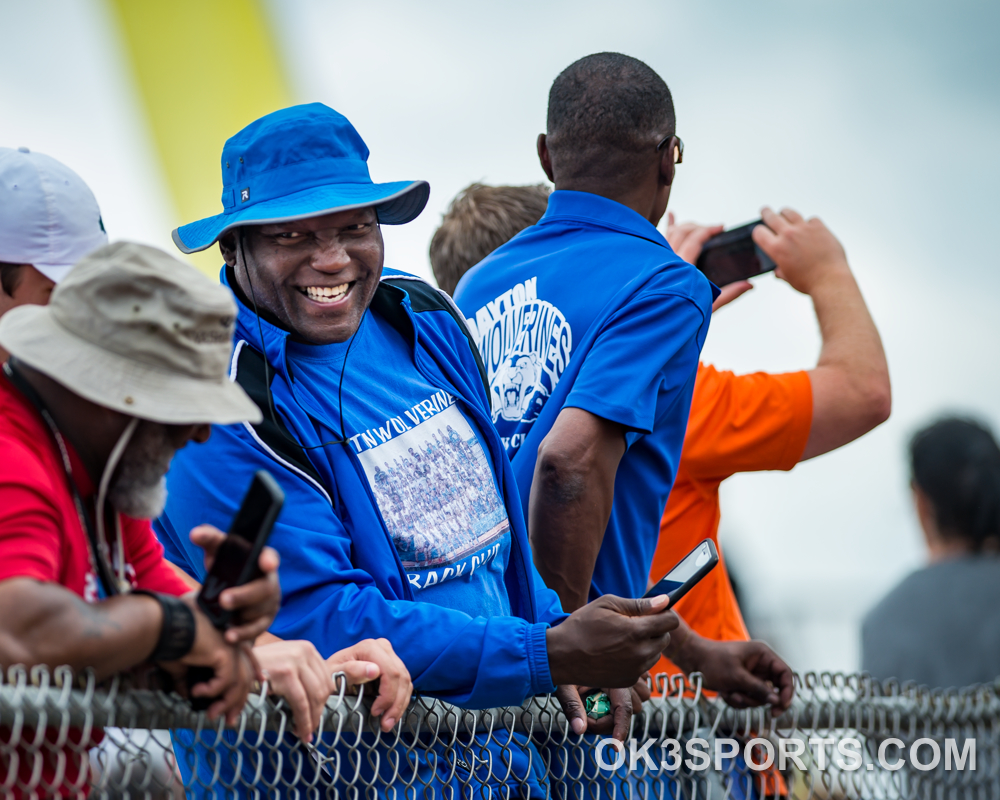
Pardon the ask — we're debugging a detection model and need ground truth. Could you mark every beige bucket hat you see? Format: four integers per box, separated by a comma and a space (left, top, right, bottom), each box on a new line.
0, 241, 262, 426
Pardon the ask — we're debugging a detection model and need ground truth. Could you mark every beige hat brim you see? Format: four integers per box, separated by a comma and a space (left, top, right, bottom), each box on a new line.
0, 304, 263, 426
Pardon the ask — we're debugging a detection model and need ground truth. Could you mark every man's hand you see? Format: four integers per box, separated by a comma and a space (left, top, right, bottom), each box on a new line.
556, 678, 650, 742
163, 597, 257, 725
254, 639, 334, 743
665, 212, 752, 310
752, 207, 849, 295
668, 626, 794, 716
190, 524, 281, 644
665, 212, 723, 265
711, 281, 754, 312
753, 206, 891, 459
547, 594, 677, 689
327, 638, 412, 732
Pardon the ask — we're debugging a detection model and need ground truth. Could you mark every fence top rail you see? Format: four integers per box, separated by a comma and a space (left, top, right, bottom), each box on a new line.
2, 665, 998, 737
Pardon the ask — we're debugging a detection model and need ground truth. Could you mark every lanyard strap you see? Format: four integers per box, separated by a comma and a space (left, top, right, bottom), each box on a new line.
2, 360, 121, 597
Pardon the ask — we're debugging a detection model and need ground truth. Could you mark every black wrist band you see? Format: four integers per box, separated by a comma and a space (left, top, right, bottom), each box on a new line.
133, 590, 196, 662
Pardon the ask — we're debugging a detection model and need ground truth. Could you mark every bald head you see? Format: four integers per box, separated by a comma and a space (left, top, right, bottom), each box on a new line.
545, 53, 675, 189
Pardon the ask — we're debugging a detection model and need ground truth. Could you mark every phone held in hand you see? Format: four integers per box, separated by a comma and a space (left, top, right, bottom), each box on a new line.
581, 540, 721, 722
197, 470, 284, 630
695, 220, 776, 287
643, 538, 719, 606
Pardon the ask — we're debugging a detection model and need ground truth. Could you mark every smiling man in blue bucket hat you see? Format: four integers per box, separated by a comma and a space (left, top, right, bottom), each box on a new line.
155, 103, 683, 795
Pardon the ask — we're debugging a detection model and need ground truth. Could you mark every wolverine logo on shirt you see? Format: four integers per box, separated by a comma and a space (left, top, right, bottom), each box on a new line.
464, 276, 573, 455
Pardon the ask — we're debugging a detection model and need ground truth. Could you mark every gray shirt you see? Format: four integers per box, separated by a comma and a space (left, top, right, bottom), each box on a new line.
861, 555, 1000, 689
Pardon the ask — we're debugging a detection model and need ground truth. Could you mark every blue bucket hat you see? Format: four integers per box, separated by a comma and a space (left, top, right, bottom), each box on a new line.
172, 103, 430, 254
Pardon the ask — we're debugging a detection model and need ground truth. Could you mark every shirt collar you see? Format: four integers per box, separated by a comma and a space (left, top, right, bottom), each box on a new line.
539, 190, 671, 248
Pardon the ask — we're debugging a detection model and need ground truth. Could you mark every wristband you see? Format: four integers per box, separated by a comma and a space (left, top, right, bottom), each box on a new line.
133, 590, 196, 662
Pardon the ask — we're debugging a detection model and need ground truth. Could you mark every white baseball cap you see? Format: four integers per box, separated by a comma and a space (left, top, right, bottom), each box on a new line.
0, 147, 108, 283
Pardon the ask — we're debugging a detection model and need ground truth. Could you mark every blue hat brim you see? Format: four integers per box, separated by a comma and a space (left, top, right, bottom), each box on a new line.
172, 180, 430, 254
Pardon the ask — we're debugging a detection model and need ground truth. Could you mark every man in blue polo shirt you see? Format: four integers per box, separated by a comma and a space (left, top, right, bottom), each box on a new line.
455, 53, 791, 714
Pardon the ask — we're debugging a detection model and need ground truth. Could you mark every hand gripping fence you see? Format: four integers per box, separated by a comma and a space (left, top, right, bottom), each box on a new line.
1, 666, 997, 799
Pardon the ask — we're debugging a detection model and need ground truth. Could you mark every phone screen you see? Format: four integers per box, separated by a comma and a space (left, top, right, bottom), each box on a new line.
199, 482, 274, 606
646, 540, 715, 599
197, 471, 284, 628
200, 537, 254, 608
229, 482, 278, 545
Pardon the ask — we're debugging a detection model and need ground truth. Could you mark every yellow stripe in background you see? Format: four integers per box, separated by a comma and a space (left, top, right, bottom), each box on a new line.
108, 0, 293, 277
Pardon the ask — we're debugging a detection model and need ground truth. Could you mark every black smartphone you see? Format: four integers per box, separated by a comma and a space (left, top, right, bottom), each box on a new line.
695, 220, 776, 287
197, 470, 284, 630
643, 538, 719, 606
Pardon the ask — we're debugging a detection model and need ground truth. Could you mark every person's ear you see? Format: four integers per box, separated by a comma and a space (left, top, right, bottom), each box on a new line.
537, 134, 555, 183
659, 144, 676, 188
0, 264, 26, 299
218, 232, 238, 268
912, 484, 940, 546
191, 423, 212, 445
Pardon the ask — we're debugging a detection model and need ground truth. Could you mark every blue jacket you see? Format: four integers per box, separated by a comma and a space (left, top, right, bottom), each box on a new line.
155, 268, 568, 709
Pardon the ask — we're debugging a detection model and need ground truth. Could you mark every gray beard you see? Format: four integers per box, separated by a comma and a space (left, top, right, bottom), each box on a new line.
108, 422, 173, 520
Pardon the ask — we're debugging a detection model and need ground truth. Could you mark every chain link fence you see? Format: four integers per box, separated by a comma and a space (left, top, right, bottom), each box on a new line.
1, 665, 997, 799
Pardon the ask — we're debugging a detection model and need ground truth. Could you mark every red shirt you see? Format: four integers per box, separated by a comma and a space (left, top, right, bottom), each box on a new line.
0, 372, 189, 598
0, 372, 189, 798
650, 364, 813, 682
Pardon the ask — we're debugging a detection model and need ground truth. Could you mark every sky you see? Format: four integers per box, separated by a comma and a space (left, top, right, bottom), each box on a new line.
3, 0, 999, 672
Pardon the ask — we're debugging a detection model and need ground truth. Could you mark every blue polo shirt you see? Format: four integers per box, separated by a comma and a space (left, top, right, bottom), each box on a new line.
454, 190, 716, 602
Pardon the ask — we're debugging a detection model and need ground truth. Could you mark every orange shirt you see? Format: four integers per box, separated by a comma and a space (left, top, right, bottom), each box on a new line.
651, 364, 812, 679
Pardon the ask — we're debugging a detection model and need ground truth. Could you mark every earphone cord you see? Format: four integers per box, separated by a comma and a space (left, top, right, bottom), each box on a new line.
238, 229, 356, 450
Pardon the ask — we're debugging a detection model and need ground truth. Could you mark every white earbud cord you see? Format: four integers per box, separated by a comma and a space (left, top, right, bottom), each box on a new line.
95, 416, 139, 594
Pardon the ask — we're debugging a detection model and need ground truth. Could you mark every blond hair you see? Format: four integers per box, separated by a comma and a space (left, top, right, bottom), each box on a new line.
429, 183, 551, 295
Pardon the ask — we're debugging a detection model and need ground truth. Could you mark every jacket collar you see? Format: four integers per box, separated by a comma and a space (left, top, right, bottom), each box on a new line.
540, 189, 671, 248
